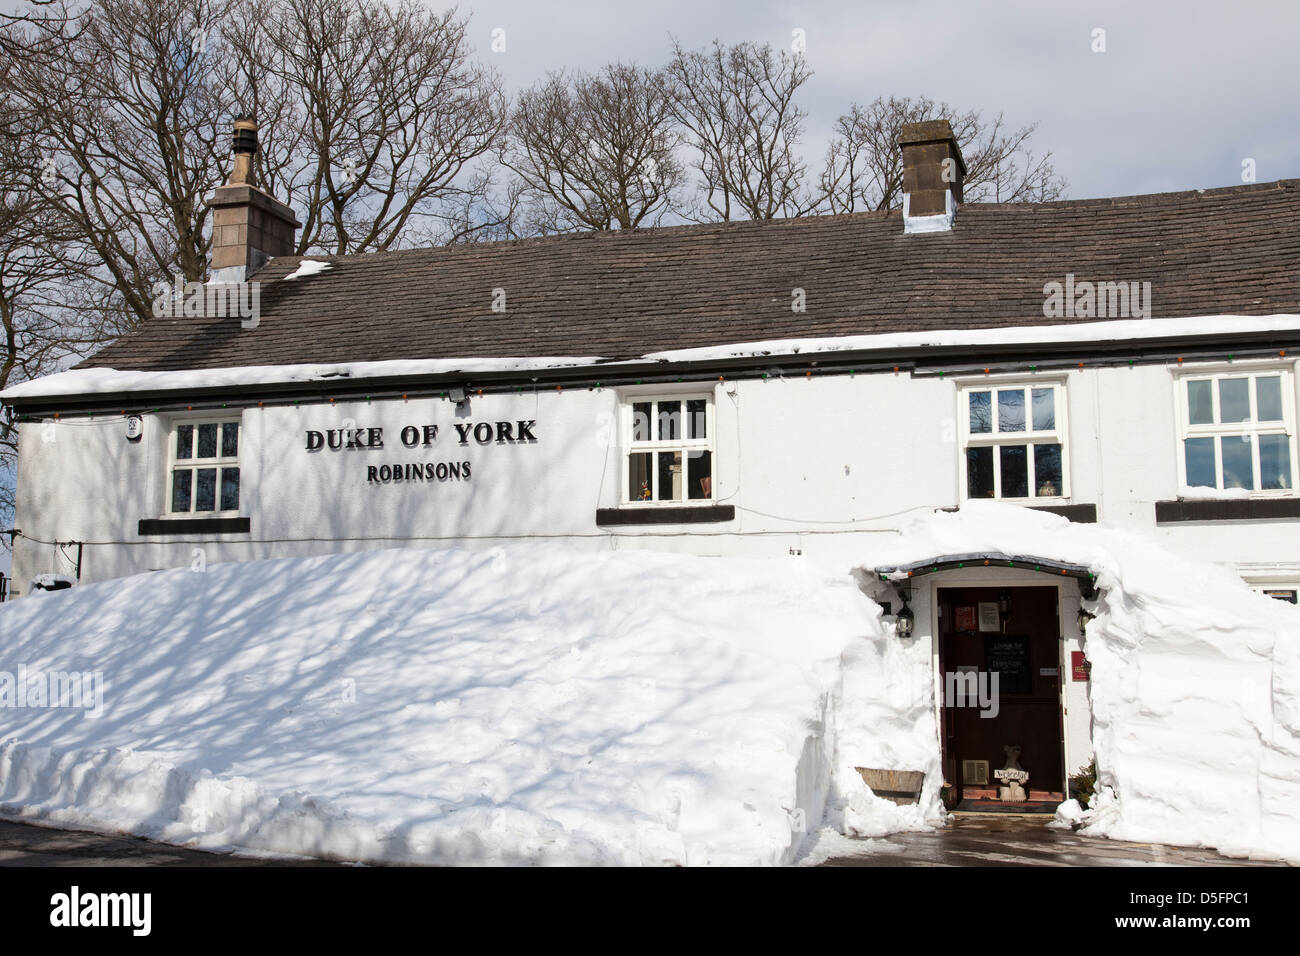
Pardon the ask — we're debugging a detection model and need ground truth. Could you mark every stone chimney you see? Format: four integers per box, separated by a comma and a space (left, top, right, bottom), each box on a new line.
897, 119, 966, 234
208, 118, 300, 283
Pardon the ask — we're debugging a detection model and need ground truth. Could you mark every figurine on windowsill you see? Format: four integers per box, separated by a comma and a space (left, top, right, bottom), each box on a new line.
638, 481, 651, 500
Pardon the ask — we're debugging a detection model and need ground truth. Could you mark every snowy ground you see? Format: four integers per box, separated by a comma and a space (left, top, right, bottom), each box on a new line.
2, 504, 1298, 865
0, 545, 886, 865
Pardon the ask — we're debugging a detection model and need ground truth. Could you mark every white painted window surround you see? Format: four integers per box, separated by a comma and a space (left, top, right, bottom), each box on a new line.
620, 394, 715, 505
958, 379, 1070, 503
1173, 364, 1297, 497
166, 417, 242, 515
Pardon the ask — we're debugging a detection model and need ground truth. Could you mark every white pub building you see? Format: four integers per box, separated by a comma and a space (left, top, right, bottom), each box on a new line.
5, 120, 1300, 809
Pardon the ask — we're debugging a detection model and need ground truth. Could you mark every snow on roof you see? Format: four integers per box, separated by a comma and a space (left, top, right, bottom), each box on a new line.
5, 314, 1299, 403
281, 259, 332, 280
645, 313, 1300, 363
0, 356, 602, 401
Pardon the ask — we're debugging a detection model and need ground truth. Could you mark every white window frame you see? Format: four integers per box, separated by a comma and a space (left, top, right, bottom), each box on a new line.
958, 378, 1070, 502
620, 394, 715, 506
166, 417, 243, 515
1174, 364, 1298, 497
1249, 583, 1300, 605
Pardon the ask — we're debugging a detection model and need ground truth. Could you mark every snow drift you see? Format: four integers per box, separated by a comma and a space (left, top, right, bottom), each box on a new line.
3, 504, 1296, 864
0, 544, 898, 865
854, 501, 1300, 861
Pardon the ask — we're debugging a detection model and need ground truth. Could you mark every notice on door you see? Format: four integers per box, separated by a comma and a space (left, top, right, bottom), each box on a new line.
985, 635, 1031, 694
977, 602, 1000, 633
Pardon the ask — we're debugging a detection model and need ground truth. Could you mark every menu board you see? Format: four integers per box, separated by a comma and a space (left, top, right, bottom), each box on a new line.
985, 635, 1031, 694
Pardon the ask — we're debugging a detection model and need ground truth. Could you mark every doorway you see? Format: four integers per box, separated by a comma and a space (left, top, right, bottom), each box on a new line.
937, 585, 1066, 809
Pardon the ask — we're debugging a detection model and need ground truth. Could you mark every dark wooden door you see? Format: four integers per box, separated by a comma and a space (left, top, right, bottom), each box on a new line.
938, 586, 1065, 803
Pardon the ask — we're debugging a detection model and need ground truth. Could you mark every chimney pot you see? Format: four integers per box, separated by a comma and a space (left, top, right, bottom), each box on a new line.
207, 118, 300, 285
232, 117, 258, 156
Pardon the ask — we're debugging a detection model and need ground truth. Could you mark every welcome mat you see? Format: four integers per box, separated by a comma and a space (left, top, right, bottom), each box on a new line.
954, 800, 1060, 815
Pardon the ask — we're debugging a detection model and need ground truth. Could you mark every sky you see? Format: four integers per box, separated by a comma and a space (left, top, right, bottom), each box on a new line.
459, 0, 1300, 199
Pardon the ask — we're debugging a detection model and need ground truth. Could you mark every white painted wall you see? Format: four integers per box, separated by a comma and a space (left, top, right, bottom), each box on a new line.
15, 356, 1300, 587
13, 355, 1299, 790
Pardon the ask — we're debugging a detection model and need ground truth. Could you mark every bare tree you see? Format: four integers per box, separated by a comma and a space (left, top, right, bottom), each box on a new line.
0, 0, 86, 61
506, 63, 684, 232
220, 0, 508, 253
11, 0, 509, 327
0, 50, 120, 535
14, 0, 237, 324
666, 39, 815, 222
820, 95, 1067, 214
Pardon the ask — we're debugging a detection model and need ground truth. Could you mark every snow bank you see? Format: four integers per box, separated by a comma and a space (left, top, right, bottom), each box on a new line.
0, 545, 893, 865
855, 501, 1300, 861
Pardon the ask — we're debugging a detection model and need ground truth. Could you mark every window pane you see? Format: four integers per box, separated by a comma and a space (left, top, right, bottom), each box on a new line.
968, 391, 992, 434
1031, 388, 1055, 431
687, 449, 712, 499
657, 401, 682, 441
1257, 376, 1283, 422
195, 467, 217, 511
966, 447, 994, 498
1185, 437, 1215, 488
197, 423, 218, 458
170, 469, 192, 512
631, 403, 652, 443
1000, 445, 1028, 497
1219, 379, 1250, 423
1034, 444, 1063, 497
656, 451, 681, 501
686, 399, 707, 440
221, 422, 239, 457
1260, 434, 1292, 490
1220, 435, 1254, 490
220, 467, 240, 510
628, 452, 651, 500
176, 424, 194, 460
1187, 380, 1213, 425
997, 390, 1025, 432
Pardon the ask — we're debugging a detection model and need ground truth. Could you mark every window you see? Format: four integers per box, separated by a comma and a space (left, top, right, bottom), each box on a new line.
169, 420, 241, 514
961, 382, 1067, 500
622, 396, 713, 504
1178, 370, 1296, 494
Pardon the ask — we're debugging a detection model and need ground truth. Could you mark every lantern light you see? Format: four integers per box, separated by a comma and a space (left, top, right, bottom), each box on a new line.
895, 592, 915, 639
1077, 607, 1095, 636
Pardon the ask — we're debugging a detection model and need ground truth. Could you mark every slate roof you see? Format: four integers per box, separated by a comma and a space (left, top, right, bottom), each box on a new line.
82, 180, 1300, 372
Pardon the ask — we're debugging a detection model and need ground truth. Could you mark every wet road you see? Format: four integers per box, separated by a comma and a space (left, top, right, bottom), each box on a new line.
813, 814, 1289, 867
0, 818, 337, 866
1, 813, 1289, 866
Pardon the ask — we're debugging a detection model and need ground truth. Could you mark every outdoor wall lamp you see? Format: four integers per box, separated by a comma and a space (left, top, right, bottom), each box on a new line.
894, 591, 915, 639
997, 589, 1013, 626
1077, 607, 1095, 636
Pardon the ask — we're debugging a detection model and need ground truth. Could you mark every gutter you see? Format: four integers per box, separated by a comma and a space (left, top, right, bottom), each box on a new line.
6, 327, 1300, 420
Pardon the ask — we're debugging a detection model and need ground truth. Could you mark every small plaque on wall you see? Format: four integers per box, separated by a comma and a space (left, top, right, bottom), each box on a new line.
977, 602, 1000, 633
1071, 650, 1090, 681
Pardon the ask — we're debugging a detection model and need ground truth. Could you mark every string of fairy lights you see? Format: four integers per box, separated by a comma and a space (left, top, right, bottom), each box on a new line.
10, 343, 1296, 425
